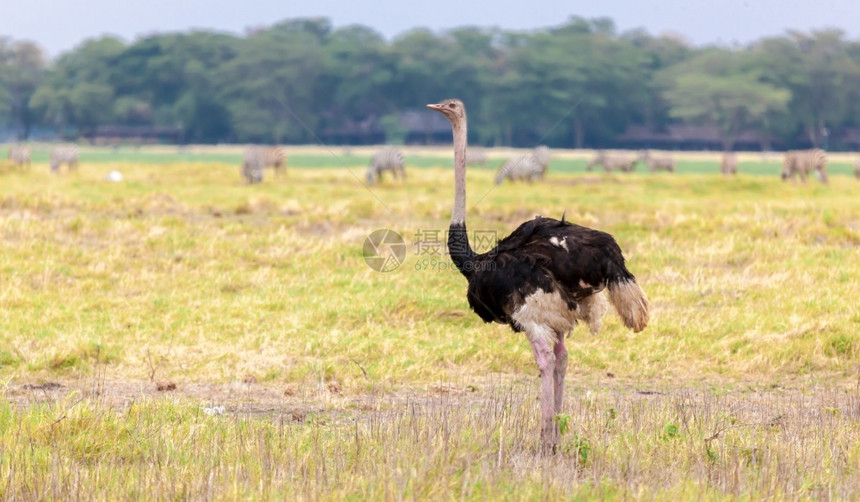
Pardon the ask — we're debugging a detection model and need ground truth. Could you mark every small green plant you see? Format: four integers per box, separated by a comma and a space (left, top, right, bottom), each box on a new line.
604, 406, 618, 421
827, 334, 853, 356
554, 413, 572, 436
565, 434, 591, 464
824, 406, 842, 418
662, 423, 680, 440
706, 447, 719, 463
0, 350, 19, 367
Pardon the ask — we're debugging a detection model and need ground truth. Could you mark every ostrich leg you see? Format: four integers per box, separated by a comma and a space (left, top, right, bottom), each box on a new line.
528, 331, 558, 452
553, 335, 568, 414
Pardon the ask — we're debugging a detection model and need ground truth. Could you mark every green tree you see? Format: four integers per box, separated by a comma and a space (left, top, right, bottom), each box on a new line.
28, 86, 72, 134
217, 19, 329, 142
0, 38, 46, 138
12, 16, 860, 150
316, 25, 395, 142
488, 18, 651, 148
29, 36, 124, 137
110, 31, 239, 141
752, 30, 860, 147
622, 30, 693, 129
662, 50, 791, 150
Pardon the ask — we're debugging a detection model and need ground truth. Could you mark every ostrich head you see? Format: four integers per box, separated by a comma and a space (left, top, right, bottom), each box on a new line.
426, 99, 466, 127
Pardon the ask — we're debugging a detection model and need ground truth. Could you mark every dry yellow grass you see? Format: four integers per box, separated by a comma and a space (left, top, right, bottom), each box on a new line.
0, 156, 858, 499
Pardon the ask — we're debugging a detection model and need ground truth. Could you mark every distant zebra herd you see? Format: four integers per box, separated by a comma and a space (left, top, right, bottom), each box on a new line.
586, 150, 674, 173
587, 150, 636, 173
2, 144, 859, 186
4, 144, 79, 173
579, 148, 856, 184
724, 148, 831, 184
637, 150, 675, 173
238, 145, 412, 186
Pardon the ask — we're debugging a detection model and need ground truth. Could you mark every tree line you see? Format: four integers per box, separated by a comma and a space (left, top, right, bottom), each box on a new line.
2, 17, 860, 150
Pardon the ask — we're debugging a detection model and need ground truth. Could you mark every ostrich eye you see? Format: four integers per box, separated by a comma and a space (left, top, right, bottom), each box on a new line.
448, 103, 456, 108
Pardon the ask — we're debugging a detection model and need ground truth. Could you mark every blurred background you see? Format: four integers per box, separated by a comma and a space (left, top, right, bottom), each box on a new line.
2, 0, 860, 151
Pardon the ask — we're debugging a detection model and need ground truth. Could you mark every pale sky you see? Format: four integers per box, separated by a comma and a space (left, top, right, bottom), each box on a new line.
3, 0, 859, 57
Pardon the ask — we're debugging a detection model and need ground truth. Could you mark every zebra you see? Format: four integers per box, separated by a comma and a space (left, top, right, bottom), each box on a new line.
494, 154, 543, 185
241, 160, 263, 184
587, 150, 635, 173
782, 149, 828, 184
532, 145, 550, 179
241, 146, 287, 184
585, 150, 605, 171
636, 150, 675, 173
494, 146, 550, 185
262, 146, 287, 177
7, 145, 31, 169
365, 148, 405, 185
246, 146, 286, 177
241, 147, 266, 184
466, 148, 488, 167
50, 145, 79, 173
720, 152, 738, 176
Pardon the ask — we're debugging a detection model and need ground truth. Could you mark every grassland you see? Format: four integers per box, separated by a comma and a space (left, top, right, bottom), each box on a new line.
0, 148, 859, 499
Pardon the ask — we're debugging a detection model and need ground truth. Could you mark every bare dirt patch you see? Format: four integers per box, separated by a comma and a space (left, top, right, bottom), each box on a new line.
4, 375, 859, 498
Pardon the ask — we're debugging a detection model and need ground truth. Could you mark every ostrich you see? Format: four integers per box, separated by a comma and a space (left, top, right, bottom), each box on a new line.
427, 99, 649, 451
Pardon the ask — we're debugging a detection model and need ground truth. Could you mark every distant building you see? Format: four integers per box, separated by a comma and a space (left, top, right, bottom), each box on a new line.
615, 125, 777, 151
838, 128, 860, 149
321, 110, 450, 145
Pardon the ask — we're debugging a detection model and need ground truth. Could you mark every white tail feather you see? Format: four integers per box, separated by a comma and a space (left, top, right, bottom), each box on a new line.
608, 280, 649, 333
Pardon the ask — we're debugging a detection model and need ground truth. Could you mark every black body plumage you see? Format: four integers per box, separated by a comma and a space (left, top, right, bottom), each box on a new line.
449, 216, 636, 332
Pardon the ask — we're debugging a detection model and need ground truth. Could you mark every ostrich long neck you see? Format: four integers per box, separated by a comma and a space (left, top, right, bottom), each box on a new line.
448, 116, 476, 277
452, 120, 468, 225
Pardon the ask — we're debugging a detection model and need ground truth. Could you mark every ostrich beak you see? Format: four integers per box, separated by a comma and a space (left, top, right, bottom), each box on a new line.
426, 103, 442, 111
